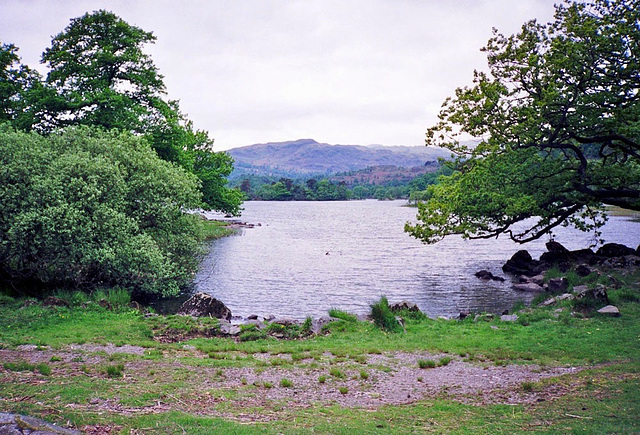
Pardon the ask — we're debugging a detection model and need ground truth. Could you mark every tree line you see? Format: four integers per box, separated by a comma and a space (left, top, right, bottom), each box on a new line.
234, 165, 453, 201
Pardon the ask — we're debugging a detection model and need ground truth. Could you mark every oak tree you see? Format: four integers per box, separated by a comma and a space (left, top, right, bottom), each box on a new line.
406, 0, 640, 244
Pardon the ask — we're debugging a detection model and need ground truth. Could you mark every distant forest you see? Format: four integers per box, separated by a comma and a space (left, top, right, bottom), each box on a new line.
230, 163, 453, 201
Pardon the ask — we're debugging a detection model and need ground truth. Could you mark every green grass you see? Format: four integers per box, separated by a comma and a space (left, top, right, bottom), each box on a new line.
370, 296, 403, 332
0, 270, 638, 433
199, 220, 236, 241
418, 359, 436, 369
328, 308, 359, 322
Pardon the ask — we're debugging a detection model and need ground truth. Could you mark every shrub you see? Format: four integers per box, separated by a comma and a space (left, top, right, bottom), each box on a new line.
370, 297, 402, 332
318, 375, 327, 384
339, 386, 349, 395
280, 378, 293, 388
360, 370, 369, 380
0, 127, 203, 297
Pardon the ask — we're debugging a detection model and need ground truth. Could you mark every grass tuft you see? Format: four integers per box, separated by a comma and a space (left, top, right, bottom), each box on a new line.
370, 296, 402, 332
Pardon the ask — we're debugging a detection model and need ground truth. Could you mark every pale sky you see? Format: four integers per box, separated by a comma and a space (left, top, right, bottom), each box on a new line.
1, 0, 557, 150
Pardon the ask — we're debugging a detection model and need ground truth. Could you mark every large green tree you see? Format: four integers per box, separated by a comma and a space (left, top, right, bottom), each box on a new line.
35, 10, 243, 214
406, 0, 640, 244
0, 43, 45, 130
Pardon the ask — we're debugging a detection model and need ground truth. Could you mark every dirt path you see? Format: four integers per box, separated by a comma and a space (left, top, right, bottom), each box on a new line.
0, 343, 584, 423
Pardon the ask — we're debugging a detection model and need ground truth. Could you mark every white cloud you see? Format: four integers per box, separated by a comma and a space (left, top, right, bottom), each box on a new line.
0, 0, 557, 149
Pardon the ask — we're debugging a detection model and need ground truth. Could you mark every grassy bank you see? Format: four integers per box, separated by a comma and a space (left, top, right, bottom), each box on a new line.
199, 219, 238, 240
0, 270, 638, 433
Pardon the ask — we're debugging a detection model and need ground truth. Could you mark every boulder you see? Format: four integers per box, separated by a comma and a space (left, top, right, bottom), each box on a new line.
474, 270, 506, 282
500, 314, 519, 322
574, 284, 609, 305
571, 248, 597, 264
312, 317, 333, 334
546, 240, 570, 254
42, 296, 70, 308
528, 274, 545, 286
557, 293, 575, 302
389, 300, 421, 312
503, 250, 541, 276
177, 292, 232, 320
597, 305, 621, 317
538, 297, 557, 307
575, 264, 592, 277
512, 282, 546, 292
547, 277, 569, 293
272, 318, 298, 326
596, 243, 636, 257
218, 321, 241, 336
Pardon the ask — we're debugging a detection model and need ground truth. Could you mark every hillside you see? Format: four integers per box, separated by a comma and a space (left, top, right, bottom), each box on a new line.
227, 139, 450, 177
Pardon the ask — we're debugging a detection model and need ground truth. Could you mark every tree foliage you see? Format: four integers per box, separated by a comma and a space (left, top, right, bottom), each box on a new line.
406, 0, 640, 244
0, 43, 44, 131
3, 10, 243, 215
0, 126, 203, 296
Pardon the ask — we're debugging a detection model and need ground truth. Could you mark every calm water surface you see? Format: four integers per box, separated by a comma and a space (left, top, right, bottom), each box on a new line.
195, 201, 640, 319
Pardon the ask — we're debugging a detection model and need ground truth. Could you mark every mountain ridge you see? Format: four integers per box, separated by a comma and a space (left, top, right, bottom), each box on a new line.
226, 139, 451, 176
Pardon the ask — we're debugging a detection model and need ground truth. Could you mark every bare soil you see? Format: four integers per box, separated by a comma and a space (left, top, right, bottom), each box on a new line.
0, 343, 586, 427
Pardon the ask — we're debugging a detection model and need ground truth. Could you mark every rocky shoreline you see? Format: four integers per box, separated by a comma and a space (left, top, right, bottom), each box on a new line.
172, 241, 640, 338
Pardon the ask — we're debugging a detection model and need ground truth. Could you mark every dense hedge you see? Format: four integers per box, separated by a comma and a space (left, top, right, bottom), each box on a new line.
0, 126, 203, 296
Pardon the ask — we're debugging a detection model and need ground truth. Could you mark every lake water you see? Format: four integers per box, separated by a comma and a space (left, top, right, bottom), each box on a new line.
195, 201, 640, 319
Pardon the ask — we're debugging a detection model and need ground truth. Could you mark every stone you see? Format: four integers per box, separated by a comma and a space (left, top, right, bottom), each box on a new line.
272, 318, 298, 326
512, 282, 546, 292
596, 243, 636, 257
263, 314, 276, 322
474, 270, 505, 282
547, 277, 569, 293
597, 305, 621, 317
245, 319, 266, 330
458, 311, 470, 320
575, 264, 592, 277
0, 413, 81, 434
473, 313, 494, 322
177, 292, 232, 320
500, 314, 518, 322
538, 297, 557, 307
42, 296, 70, 308
528, 274, 545, 286
557, 293, 575, 301
503, 250, 540, 276
574, 284, 609, 304
219, 322, 241, 335
546, 240, 570, 254
312, 317, 332, 334
389, 300, 421, 312
247, 314, 259, 320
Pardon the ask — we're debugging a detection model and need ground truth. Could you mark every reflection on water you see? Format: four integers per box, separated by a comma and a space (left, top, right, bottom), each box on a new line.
194, 201, 640, 319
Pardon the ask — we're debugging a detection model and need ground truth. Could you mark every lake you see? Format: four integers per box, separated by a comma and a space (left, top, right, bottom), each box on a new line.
195, 201, 640, 319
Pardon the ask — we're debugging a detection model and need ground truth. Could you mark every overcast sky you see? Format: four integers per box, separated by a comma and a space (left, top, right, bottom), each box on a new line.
1, 0, 558, 150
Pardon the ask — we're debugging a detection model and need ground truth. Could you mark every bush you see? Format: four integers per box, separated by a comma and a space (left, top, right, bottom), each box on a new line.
370, 296, 402, 332
0, 126, 203, 297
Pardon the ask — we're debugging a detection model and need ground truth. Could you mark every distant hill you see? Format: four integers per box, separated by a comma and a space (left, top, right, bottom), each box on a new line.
226, 139, 451, 178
